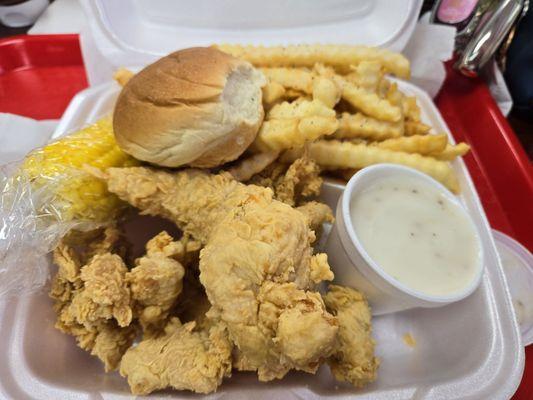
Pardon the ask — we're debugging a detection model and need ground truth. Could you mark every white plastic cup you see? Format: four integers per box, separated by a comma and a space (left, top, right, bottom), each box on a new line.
325, 164, 485, 315
492, 229, 533, 346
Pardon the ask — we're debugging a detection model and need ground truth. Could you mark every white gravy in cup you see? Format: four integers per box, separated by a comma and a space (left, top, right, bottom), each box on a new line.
350, 174, 481, 297
325, 164, 484, 314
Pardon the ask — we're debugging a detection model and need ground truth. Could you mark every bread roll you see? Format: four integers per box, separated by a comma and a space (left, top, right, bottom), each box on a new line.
113, 47, 265, 168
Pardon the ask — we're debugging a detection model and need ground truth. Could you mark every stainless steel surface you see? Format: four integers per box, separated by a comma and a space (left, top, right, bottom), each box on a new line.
455, 0, 525, 77
454, 0, 500, 50
429, 0, 498, 50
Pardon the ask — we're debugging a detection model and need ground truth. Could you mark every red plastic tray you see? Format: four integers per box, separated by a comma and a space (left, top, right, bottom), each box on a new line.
0, 34, 87, 120
0, 34, 531, 399
436, 63, 533, 253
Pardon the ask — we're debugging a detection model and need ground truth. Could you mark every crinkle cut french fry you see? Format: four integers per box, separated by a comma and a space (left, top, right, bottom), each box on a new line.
405, 120, 431, 136
430, 143, 471, 161
113, 68, 135, 87
261, 68, 313, 93
268, 99, 336, 119
284, 89, 308, 100
307, 140, 460, 193
403, 96, 421, 121
347, 138, 367, 145
254, 119, 298, 152
386, 82, 404, 107
313, 63, 336, 78
333, 112, 403, 140
384, 84, 422, 124
341, 80, 402, 122
215, 44, 410, 79
298, 116, 339, 142
312, 76, 341, 108
228, 150, 279, 181
262, 81, 286, 106
344, 61, 383, 92
254, 117, 338, 151
374, 134, 447, 155
378, 78, 391, 98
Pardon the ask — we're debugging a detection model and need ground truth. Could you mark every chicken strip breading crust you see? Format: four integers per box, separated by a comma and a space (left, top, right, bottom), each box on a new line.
120, 317, 232, 395
51, 236, 136, 371
102, 167, 336, 381
323, 285, 379, 387
127, 231, 186, 332
296, 201, 334, 241
248, 157, 322, 206
65, 253, 132, 328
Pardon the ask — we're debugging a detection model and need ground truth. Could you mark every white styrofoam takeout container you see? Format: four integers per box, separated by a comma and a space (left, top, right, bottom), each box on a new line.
325, 164, 485, 315
0, 1, 524, 399
0, 77, 522, 400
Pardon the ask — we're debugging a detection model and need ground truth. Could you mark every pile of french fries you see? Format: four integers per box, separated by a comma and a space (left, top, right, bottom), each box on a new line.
217, 44, 470, 193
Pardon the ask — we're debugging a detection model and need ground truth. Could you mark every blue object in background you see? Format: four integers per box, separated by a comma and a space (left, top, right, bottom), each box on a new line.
505, 5, 533, 120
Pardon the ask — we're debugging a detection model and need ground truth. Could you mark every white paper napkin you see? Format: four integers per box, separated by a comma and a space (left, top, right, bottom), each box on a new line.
403, 15, 457, 98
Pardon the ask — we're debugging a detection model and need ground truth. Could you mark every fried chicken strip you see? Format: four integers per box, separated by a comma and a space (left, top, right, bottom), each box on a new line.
323, 285, 379, 387
51, 228, 198, 374
248, 157, 322, 206
102, 167, 336, 381
91, 323, 137, 372
144, 230, 201, 266
297, 201, 334, 236
51, 235, 136, 371
64, 253, 133, 328
127, 232, 185, 332
276, 157, 322, 205
120, 317, 232, 395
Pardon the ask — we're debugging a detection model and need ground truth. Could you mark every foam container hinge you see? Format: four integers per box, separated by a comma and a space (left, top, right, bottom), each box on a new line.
0, 78, 524, 399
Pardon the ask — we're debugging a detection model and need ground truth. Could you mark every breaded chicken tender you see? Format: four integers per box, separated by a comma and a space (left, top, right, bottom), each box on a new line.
323, 285, 379, 387
102, 167, 337, 381
51, 233, 136, 371
248, 157, 322, 206
50, 228, 194, 373
257, 282, 337, 373
297, 201, 334, 237
120, 317, 232, 395
127, 231, 186, 332
91, 323, 137, 372
64, 253, 132, 328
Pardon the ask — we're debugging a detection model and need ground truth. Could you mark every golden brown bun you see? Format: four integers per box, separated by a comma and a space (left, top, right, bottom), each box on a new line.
113, 47, 265, 168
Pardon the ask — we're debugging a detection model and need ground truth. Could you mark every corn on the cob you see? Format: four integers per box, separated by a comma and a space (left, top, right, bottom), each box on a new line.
20, 118, 139, 223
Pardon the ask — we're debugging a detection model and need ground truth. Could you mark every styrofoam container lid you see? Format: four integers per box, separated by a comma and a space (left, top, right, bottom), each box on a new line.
492, 230, 533, 346
81, 0, 423, 68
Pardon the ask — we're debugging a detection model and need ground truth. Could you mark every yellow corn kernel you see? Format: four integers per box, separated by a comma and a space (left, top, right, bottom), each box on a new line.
20, 118, 139, 222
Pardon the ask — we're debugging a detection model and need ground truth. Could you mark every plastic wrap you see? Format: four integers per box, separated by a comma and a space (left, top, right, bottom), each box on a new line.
0, 118, 138, 297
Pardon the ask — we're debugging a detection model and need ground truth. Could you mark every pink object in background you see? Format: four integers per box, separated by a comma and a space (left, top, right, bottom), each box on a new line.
438, 0, 479, 23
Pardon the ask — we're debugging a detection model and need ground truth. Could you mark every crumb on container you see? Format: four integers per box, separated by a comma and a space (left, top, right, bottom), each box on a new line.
403, 333, 416, 348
